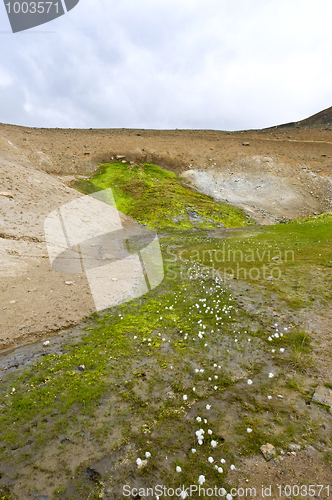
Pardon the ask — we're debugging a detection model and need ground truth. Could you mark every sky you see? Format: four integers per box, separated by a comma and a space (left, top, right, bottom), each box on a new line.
0, 0, 332, 131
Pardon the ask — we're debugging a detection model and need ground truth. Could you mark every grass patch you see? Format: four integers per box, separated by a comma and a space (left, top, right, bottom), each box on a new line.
177, 214, 332, 309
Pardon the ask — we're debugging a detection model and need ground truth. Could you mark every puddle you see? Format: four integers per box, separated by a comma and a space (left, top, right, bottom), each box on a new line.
0, 324, 86, 376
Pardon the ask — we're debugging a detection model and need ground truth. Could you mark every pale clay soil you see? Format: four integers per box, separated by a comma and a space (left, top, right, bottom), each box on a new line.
1, 122, 332, 495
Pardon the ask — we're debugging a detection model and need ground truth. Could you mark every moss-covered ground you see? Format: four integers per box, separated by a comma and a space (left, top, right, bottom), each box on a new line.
0, 163, 331, 499
73, 161, 252, 230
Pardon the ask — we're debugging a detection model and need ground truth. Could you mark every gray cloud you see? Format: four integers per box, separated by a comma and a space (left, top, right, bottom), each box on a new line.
0, 0, 332, 129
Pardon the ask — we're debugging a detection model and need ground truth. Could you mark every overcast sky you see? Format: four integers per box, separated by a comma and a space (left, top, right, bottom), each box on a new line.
0, 0, 332, 130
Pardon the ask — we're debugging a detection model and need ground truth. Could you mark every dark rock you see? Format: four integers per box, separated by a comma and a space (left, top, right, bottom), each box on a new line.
85, 467, 101, 483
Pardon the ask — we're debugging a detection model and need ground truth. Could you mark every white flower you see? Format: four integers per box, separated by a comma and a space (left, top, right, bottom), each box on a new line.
271, 349, 275, 353
220, 488, 227, 495
204, 343, 208, 347
208, 377, 212, 381
193, 387, 196, 391
213, 363, 217, 367
218, 467, 223, 473
198, 439, 203, 445
206, 404, 211, 410
183, 395, 187, 401
226, 494, 233, 500
200, 369, 204, 373
195, 368, 199, 373
176, 466, 182, 472
268, 372, 274, 378
220, 458, 226, 463
211, 440, 218, 447
247, 428, 252, 433
180, 491, 188, 499
196, 416, 202, 422
268, 395, 272, 400
208, 429, 212, 435
230, 464, 236, 470
134, 336, 137, 339
145, 452, 151, 458
191, 448, 196, 453
198, 475, 206, 485
247, 379, 253, 385
280, 348, 285, 353
208, 456, 214, 463
268, 336, 272, 341
136, 458, 142, 466
214, 375, 218, 379
204, 419, 207, 423
214, 386, 218, 390
11, 388, 15, 392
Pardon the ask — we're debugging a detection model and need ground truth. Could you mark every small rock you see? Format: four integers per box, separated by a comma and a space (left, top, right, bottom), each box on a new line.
304, 445, 317, 455
0, 192, 13, 198
85, 467, 101, 483
312, 386, 332, 407
78, 365, 86, 371
43, 341, 50, 347
242, 142, 250, 146
260, 443, 277, 461
289, 443, 301, 452
65, 281, 74, 285
164, 391, 176, 401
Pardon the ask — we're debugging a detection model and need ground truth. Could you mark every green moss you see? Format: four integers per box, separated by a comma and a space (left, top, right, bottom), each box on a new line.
73, 161, 252, 230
